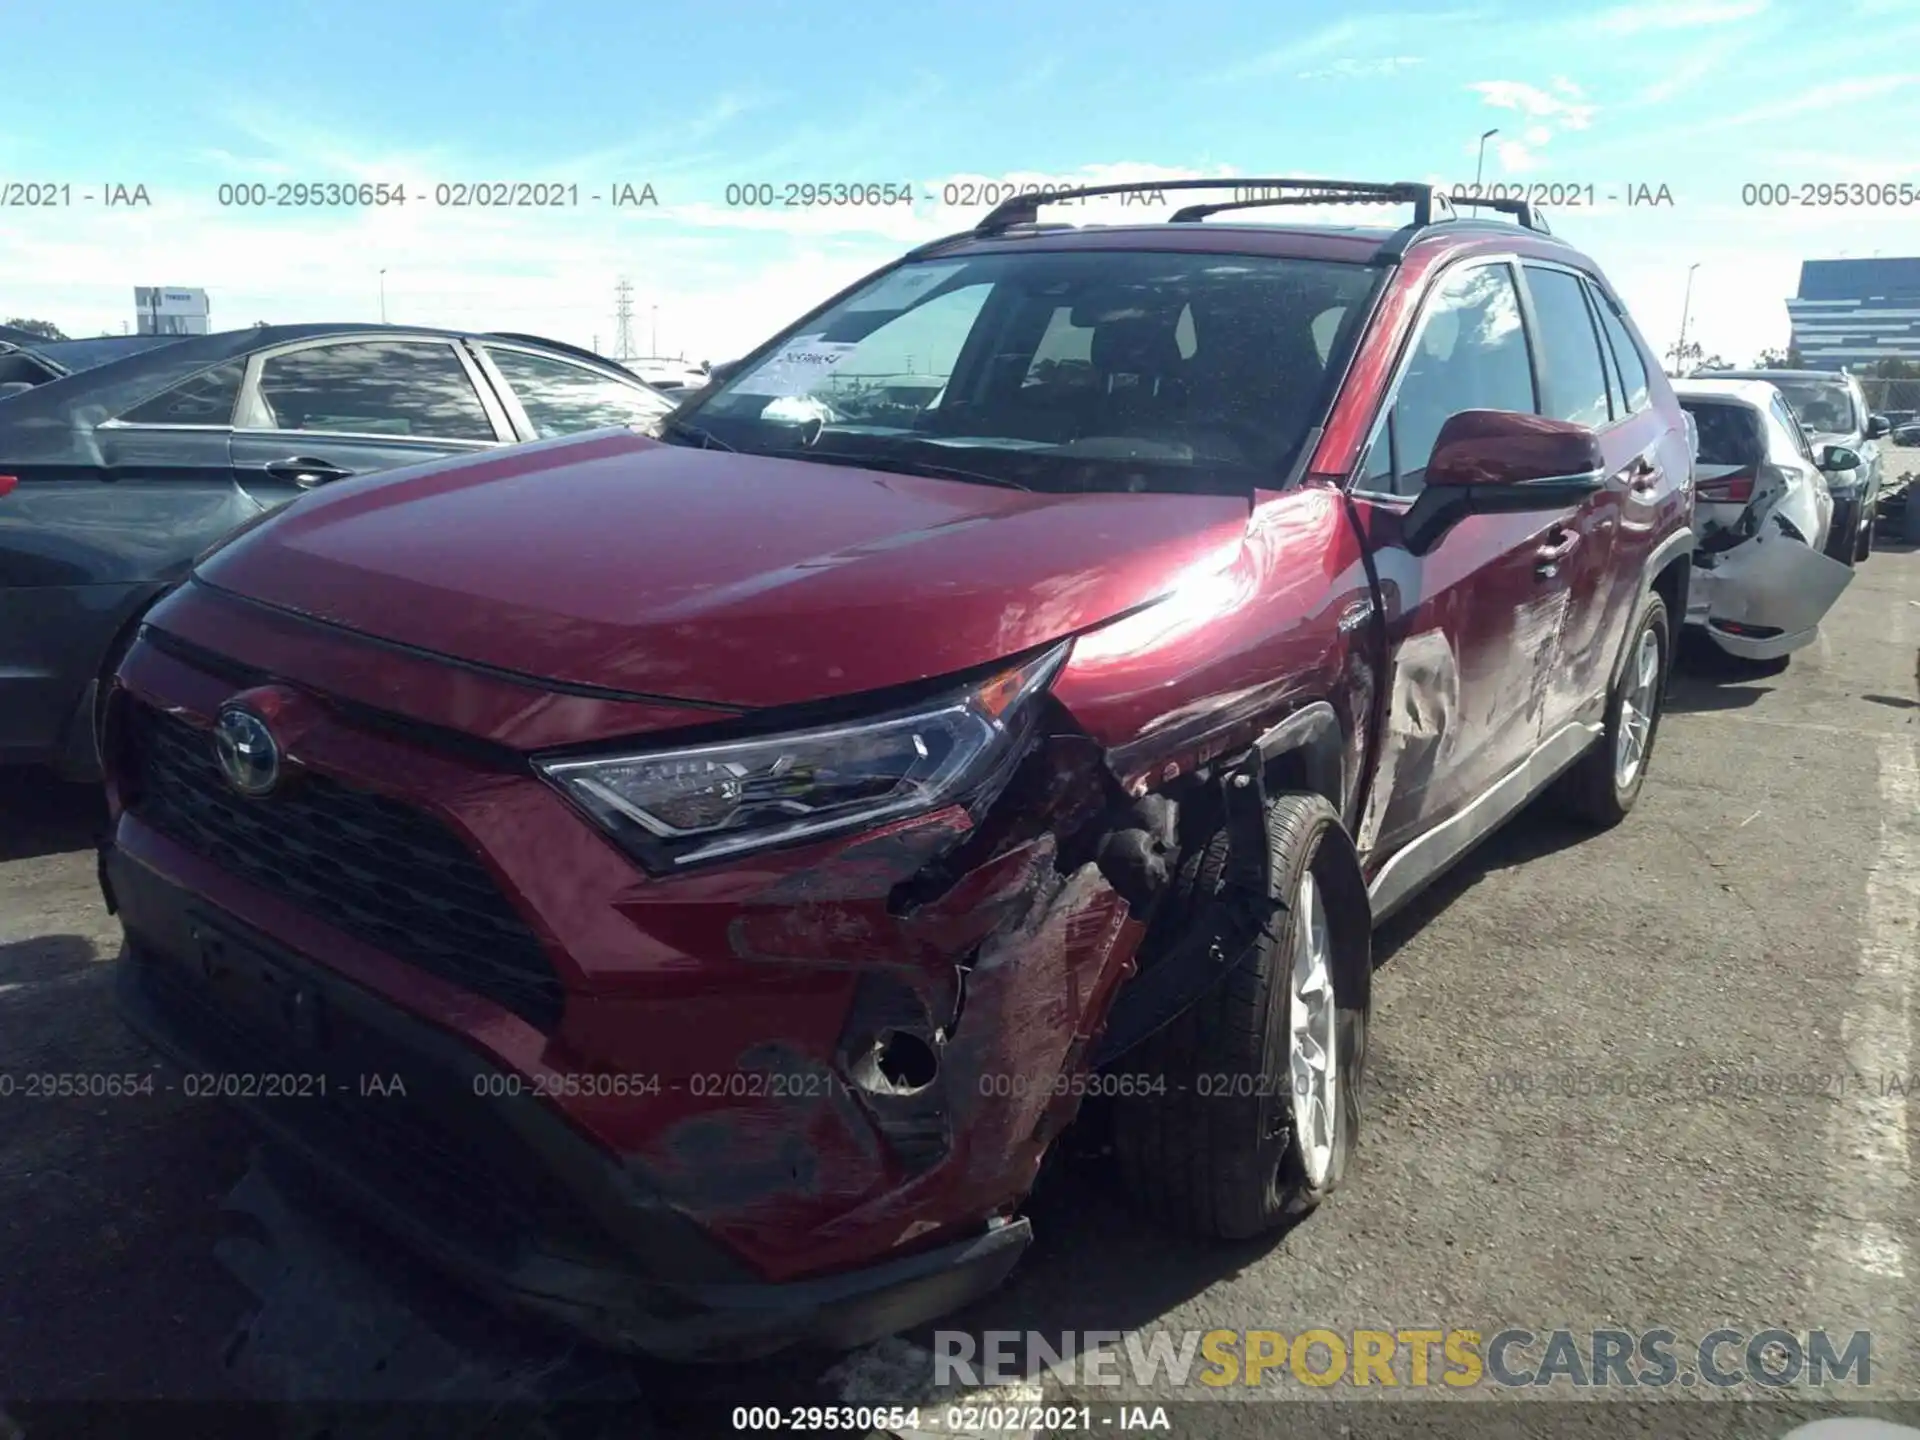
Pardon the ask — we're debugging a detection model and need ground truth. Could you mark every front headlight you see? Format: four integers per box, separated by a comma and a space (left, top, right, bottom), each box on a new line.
537, 642, 1071, 868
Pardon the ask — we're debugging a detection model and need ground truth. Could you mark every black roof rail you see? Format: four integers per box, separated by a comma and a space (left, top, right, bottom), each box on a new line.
901, 226, 994, 259
974, 177, 1461, 235
1167, 188, 1447, 224
1444, 193, 1551, 234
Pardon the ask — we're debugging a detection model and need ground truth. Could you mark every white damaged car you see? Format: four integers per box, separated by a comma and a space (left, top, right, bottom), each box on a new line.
1674, 378, 1858, 665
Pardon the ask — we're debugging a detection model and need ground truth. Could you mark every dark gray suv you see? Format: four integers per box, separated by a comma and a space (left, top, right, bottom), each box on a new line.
1701, 368, 1890, 563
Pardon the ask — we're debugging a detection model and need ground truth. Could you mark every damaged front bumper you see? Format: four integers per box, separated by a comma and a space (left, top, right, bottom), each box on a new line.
109, 845, 1033, 1362
1687, 520, 1855, 660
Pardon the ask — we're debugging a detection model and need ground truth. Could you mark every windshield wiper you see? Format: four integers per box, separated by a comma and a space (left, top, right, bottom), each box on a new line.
763, 448, 1034, 491
660, 418, 735, 451
875, 456, 1034, 491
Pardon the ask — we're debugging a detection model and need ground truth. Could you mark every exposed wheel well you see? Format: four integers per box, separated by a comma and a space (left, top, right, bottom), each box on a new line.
1263, 746, 1337, 814
1254, 700, 1347, 823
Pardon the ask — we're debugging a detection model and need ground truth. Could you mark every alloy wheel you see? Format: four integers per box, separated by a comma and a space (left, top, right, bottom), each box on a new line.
1614, 624, 1661, 790
1287, 870, 1339, 1191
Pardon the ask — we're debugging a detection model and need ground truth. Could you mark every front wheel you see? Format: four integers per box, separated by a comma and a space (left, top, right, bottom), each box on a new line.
1554, 593, 1670, 827
1112, 792, 1372, 1240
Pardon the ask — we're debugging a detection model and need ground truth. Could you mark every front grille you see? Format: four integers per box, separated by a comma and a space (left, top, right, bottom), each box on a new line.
124, 700, 565, 1030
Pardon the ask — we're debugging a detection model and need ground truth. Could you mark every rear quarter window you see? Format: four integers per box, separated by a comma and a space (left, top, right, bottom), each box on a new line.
119, 360, 246, 425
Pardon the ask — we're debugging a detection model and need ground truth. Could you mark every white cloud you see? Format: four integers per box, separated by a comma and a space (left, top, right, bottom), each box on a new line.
1466, 79, 1597, 175
1216, 10, 1481, 82
1469, 79, 1598, 130
1588, 0, 1767, 33
1216, 19, 1381, 80
1705, 73, 1914, 127
1493, 139, 1541, 173
1297, 56, 1424, 80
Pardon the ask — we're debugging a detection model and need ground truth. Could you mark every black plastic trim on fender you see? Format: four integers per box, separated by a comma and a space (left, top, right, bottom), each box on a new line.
1610, 526, 1694, 698
1252, 700, 1348, 821
1644, 525, 1695, 586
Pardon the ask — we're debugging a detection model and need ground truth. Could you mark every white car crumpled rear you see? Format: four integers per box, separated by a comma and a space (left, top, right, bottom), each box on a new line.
1691, 518, 1855, 647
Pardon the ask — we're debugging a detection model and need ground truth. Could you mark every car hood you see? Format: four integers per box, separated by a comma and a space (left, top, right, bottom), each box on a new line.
196, 430, 1254, 710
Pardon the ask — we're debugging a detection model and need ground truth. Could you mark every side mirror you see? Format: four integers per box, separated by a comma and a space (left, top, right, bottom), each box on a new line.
1819, 443, 1862, 472
1864, 414, 1891, 440
708, 359, 743, 384
1405, 409, 1607, 555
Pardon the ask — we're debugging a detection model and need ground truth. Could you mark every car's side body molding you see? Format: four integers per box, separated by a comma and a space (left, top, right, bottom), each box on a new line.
1366, 718, 1601, 924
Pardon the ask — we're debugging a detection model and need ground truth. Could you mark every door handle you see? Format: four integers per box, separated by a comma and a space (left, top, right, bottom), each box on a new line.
1534, 527, 1579, 578
263, 457, 353, 487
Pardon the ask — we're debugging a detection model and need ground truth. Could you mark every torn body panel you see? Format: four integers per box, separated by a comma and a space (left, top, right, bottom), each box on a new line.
1688, 515, 1855, 661
1695, 460, 1833, 557
1053, 483, 1376, 829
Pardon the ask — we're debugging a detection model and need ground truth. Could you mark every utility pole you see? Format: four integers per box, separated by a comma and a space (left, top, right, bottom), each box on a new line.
1475, 128, 1499, 189
651, 304, 658, 357
613, 278, 636, 360
1675, 262, 1701, 373
379, 269, 388, 324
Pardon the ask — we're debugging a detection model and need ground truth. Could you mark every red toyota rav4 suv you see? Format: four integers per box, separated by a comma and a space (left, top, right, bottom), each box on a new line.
103, 179, 1694, 1361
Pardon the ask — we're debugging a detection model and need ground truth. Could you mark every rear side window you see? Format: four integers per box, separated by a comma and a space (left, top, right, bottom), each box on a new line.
1361, 262, 1535, 497
252, 341, 497, 441
1524, 266, 1611, 428
119, 360, 245, 425
484, 348, 674, 438
1589, 288, 1650, 412
1680, 401, 1763, 467
1770, 393, 1815, 460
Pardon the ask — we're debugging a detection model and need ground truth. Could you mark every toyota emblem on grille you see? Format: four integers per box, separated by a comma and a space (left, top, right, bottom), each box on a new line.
213, 706, 280, 797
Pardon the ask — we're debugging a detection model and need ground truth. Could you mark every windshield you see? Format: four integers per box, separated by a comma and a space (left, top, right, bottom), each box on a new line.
1769, 378, 1857, 435
676, 250, 1377, 495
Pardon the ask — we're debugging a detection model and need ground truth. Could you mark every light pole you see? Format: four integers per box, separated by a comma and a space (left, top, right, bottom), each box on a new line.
650, 304, 658, 357
1475, 128, 1499, 189
1675, 262, 1701, 372
379, 269, 388, 324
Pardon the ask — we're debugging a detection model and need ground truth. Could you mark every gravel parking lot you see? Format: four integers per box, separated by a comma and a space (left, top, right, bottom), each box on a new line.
3, 488, 1917, 1436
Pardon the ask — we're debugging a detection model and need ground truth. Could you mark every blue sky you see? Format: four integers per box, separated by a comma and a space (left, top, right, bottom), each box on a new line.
3, 0, 1916, 365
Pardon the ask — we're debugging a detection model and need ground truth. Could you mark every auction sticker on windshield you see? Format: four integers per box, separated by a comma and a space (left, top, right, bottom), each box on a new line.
731, 333, 858, 396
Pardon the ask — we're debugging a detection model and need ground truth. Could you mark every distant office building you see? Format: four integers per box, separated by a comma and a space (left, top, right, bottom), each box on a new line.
135, 286, 211, 336
1785, 258, 1920, 371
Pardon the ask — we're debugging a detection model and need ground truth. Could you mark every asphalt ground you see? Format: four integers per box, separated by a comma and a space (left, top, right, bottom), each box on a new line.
2, 461, 1916, 1439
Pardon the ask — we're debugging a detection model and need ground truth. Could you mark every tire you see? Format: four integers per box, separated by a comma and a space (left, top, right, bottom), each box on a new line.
1554, 593, 1670, 827
1829, 498, 1862, 568
1855, 509, 1874, 562
1112, 791, 1371, 1240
